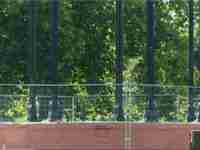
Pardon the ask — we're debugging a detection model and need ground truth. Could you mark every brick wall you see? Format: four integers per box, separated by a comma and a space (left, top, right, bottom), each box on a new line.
0, 123, 199, 150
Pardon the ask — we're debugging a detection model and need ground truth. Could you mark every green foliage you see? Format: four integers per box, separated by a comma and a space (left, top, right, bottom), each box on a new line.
0, 0, 198, 122
0, 86, 28, 122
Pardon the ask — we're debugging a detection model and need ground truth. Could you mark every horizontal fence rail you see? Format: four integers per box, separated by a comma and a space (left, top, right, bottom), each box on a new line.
0, 84, 197, 123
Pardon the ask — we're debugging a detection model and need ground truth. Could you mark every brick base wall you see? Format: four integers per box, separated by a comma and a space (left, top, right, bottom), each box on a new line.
0, 123, 199, 150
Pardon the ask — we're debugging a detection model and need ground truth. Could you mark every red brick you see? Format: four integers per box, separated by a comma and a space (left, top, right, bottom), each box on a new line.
0, 123, 197, 150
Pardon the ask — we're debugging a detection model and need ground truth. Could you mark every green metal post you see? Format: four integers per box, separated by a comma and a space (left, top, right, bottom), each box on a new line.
188, 0, 195, 122
116, 0, 124, 121
145, 0, 157, 122
28, 0, 38, 121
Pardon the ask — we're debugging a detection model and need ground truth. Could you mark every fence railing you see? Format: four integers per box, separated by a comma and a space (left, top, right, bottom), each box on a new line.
0, 84, 198, 123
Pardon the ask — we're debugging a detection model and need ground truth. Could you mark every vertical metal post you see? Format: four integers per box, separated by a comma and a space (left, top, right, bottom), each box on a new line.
49, 0, 59, 121
28, 0, 37, 121
116, 0, 124, 121
145, 0, 157, 122
188, 0, 195, 122
49, 0, 59, 83
72, 96, 75, 122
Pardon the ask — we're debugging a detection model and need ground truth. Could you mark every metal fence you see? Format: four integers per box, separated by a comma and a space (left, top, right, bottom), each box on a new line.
0, 0, 199, 124
0, 83, 198, 123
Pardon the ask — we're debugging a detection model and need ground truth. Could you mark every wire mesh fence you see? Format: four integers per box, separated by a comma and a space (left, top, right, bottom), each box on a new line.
0, 83, 197, 123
